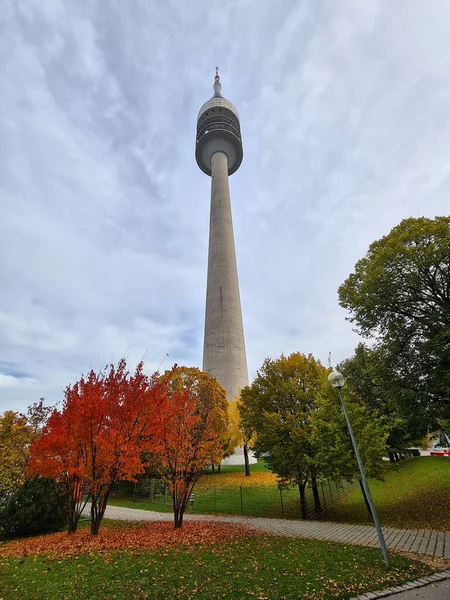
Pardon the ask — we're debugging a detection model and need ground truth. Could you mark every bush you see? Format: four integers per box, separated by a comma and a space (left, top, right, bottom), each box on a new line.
0, 476, 67, 538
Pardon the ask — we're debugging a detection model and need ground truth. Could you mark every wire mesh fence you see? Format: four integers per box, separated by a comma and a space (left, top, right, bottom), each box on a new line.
107, 476, 357, 521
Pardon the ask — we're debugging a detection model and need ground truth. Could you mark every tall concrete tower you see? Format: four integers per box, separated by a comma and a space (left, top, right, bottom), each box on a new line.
196, 69, 251, 465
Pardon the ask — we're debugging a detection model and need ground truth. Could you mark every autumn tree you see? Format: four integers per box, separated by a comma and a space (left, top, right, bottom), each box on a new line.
149, 367, 228, 528
229, 400, 256, 476
28, 359, 164, 535
27, 407, 89, 533
0, 411, 34, 495
81, 361, 163, 536
0, 399, 55, 497
239, 353, 327, 519
25, 399, 55, 435
339, 216, 450, 424
209, 401, 250, 474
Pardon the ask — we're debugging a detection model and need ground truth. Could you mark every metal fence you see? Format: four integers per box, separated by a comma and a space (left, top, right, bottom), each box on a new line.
107, 476, 357, 521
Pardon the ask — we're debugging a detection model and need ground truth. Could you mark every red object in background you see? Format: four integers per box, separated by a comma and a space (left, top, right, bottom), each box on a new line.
430, 450, 450, 457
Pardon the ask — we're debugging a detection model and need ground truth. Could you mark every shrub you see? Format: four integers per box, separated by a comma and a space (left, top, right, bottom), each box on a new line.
0, 476, 67, 538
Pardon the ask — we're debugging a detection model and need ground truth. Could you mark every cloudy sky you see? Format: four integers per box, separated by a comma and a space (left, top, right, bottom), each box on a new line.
1, 0, 449, 413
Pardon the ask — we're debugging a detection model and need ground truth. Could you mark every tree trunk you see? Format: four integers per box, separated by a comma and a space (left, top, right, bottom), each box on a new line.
211, 464, 215, 472
388, 452, 395, 463
68, 509, 80, 534
174, 509, 184, 528
173, 504, 182, 528
218, 464, 221, 473
90, 495, 107, 536
244, 445, 250, 476
298, 483, 308, 520
310, 470, 321, 512
173, 494, 188, 529
67, 486, 87, 534
67, 496, 77, 534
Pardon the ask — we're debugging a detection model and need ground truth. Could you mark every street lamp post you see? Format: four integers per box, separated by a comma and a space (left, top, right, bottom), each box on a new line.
328, 370, 390, 568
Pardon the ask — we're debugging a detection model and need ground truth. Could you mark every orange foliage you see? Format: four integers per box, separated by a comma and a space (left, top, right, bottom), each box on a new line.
0, 522, 261, 559
27, 359, 166, 535
150, 367, 228, 528
27, 362, 228, 535
27, 407, 86, 533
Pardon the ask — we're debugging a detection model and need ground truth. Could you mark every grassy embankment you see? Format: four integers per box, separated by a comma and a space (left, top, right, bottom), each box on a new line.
108, 462, 340, 519
321, 456, 450, 530
109, 457, 450, 529
0, 521, 433, 600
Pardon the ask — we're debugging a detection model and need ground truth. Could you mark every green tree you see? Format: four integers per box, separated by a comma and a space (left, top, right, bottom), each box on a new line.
0, 476, 67, 538
338, 343, 426, 456
239, 353, 326, 519
339, 216, 450, 423
311, 382, 389, 483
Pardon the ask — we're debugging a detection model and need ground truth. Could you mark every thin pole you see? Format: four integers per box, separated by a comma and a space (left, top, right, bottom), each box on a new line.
157, 353, 169, 373
337, 387, 390, 568
279, 489, 285, 519
320, 480, 326, 509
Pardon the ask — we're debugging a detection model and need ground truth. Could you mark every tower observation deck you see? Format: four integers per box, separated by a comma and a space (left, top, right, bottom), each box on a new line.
196, 69, 253, 466
196, 68, 243, 176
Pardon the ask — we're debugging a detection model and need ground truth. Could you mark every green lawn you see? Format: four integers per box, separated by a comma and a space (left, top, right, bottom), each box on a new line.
108, 485, 306, 519
321, 457, 450, 530
108, 462, 346, 520
0, 535, 432, 600
109, 457, 449, 530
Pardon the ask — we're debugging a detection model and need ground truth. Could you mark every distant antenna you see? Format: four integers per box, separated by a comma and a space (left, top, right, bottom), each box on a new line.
157, 353, 169, 373
328, 352, 333, 369
213, 66, 222, 96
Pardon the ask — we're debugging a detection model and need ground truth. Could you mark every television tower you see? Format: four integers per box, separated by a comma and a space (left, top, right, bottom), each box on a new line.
196, 69, 251, 465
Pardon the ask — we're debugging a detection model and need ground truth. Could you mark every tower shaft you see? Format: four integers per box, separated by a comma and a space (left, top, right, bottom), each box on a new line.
196, 70, 256, 465
203, 151, 248, 402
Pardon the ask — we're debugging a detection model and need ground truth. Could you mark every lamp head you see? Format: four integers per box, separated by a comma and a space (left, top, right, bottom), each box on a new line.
328, 370, 346, 389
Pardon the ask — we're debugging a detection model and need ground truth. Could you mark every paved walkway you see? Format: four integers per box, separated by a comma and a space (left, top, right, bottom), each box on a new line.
351, 575, 450, 599
381, 579, 450, 599
94, 505, 450, 559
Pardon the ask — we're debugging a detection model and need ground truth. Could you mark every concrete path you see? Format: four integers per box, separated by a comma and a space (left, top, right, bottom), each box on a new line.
95, 504, 450, 559
351, 576, 450, 599
386, 579, 450, 599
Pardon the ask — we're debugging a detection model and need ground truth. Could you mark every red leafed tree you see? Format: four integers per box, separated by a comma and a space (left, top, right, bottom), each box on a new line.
84, 361, 165, 535
28, 359, 164, 535
27, 406, 88, 534
149, 367, 228, 529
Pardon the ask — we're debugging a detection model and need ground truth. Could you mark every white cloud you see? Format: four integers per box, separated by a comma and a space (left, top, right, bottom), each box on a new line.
1, 0, 449, 412
0, 374, 38, 389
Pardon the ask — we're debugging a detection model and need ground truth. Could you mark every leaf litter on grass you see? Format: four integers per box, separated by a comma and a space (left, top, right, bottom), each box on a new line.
0, 533, 434, 600
197, 470, 278, 490
0, 521, 263, 559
